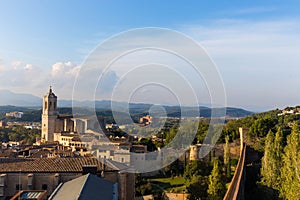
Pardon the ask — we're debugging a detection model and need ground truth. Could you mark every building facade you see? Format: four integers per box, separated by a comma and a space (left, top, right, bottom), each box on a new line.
0, 157, 135, 200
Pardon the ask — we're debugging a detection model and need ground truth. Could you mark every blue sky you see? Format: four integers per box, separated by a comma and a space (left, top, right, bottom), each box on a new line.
0, 1, 300, 111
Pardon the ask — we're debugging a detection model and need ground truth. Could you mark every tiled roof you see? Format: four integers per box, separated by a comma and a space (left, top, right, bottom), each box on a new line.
28, 149, 75, 158
28, 149, 51, 158
0, 157, 114, 172
0, 149, 17, 158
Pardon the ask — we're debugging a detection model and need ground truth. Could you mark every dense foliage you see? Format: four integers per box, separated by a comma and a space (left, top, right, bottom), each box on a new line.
0, 126, 40, 144
280, 123, 300, 199
253, 108, 300, 199
207, 159, 226, 200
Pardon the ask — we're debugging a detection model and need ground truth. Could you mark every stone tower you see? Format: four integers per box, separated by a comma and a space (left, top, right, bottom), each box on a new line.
189, 145, 198, 161
41, 86, 58, 142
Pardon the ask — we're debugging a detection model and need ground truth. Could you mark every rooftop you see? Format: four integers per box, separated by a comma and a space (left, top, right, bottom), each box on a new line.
49, 173, 115, 200
0, 157, 114, 173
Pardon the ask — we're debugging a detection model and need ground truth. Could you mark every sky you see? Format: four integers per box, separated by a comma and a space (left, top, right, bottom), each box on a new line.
0, 0, 300, 111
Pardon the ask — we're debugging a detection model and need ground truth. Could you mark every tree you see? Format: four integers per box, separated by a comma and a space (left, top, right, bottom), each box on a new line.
196, 120, 209, 143
165, 127, 177, 145
187, 175, 208, 200
260, 130, 277, 188
224, 135, 230, 166
249, 117, 278, 137
137, 138, 157, 152
207, 159, 226, 200
224, 135, 231, 180
273, 127, 283, 187
280, 123, 300, 200
221, 120, 240, 142
184, 160, 211, 180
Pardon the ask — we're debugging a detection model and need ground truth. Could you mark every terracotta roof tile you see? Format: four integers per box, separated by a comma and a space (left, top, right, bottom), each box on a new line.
0, 157, 113, 172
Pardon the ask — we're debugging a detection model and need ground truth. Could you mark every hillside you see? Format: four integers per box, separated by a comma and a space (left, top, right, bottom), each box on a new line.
0, 104, 253, 122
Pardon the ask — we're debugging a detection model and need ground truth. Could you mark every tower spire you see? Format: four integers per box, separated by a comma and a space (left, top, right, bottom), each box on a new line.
49, 85, 52, 93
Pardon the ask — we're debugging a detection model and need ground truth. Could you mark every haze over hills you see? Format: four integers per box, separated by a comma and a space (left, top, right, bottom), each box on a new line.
0, 89, 42, 107
0, 89, 253, 118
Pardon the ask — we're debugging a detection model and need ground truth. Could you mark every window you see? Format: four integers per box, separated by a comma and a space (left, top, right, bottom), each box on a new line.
27, 174, 33, 189
44, 101, 47, 110
42, 184, 48, 190
0, 175, 5, 186
0, 187, 4, 196
16, 184, 22, 191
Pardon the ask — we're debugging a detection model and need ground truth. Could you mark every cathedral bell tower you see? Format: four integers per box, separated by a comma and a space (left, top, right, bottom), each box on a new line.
41, 86, 58, 142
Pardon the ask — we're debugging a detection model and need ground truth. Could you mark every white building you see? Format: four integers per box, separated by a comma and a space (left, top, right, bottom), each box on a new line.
5, 112, 23, 118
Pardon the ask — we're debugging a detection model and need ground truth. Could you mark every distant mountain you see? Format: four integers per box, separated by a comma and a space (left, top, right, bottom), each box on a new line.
0, 89, 42, 107
0, 90, 253, 118
0, 105, 31, 113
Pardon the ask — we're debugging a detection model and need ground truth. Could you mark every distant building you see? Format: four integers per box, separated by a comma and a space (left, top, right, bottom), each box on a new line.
53, 132, 98, 156
0, 121, 7, 127
139, 115, 152, 126
5, 112, 23, 118
106, 123, 119, 130
278, 107, 300, 116
93, 143, 165, 168
24, 124, 41, 130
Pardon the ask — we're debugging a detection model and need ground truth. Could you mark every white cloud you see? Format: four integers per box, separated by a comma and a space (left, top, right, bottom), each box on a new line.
24, 64, 33, 71
11, 61, 22, 70
51, 61, 80, 77
224, 6, 278, 15
0, 60, 81, 99
47, 61, 81, 99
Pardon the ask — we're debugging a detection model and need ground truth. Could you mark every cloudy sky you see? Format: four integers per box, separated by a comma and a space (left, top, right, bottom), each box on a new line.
0, 1, 300, 111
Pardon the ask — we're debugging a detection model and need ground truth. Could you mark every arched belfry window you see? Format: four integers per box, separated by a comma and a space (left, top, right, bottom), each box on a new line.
45, 101, 47, 110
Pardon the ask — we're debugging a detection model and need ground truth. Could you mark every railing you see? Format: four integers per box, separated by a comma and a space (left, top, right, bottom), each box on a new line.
223, 143, 246, 200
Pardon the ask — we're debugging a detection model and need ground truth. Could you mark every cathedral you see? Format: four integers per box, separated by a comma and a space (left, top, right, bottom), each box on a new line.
41, 87, 107, 144
41, 87, 75, 142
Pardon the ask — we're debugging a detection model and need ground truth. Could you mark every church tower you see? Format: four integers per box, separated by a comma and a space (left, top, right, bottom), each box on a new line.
41, 86, 58, 142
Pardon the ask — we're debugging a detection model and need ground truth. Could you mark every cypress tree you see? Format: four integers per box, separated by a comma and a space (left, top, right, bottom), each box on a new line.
224, 135, 230, 166
207, 159, 226, 200
261, 130, 276, 188
224, 135, 231, 180
273, 127, 283, 189
280, 123, 300, 200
